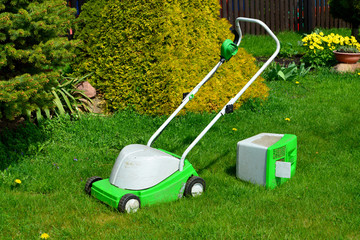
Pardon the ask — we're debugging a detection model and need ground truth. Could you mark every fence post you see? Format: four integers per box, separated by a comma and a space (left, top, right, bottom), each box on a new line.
304, 0, 314, 32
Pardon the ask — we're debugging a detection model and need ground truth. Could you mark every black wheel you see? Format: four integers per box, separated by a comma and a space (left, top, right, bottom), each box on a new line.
118, 194, 141, 213
184, 176, 206, 197
85, 176, 102, 195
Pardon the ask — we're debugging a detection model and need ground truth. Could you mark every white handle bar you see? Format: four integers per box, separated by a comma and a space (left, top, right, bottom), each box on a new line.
178, 17, 280, 171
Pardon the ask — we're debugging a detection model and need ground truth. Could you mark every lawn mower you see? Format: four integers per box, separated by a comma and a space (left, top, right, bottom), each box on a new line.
85, 17, 280, 213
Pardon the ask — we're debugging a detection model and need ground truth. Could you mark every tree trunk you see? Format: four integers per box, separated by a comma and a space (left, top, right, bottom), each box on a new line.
351, 23, 359, 42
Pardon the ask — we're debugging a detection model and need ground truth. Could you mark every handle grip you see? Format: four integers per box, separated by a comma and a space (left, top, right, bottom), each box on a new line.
231, 27, 240, 45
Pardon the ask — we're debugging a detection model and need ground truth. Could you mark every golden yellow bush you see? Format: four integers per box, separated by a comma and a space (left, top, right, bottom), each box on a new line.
76, 0, 268, 115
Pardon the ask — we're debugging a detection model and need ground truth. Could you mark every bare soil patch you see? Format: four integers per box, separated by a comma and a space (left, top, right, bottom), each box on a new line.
256, 54, 303, 65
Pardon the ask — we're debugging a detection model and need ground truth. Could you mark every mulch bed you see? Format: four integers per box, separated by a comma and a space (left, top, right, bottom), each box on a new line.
0, 117, 27, 133
256, 54, 303, 65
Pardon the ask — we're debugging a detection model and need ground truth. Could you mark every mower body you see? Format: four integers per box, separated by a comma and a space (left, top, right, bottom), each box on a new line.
89, 145, 198, 209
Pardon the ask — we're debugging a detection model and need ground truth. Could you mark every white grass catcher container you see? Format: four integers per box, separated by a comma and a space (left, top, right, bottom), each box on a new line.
236, 133, 297, 189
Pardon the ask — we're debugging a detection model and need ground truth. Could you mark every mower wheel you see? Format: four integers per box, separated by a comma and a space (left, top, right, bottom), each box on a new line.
85, 176, 102, 195
184, 176, 206, 197
118, 194, 141, 213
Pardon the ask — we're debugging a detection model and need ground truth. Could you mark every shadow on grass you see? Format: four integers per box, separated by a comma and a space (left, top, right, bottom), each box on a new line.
0, 120, 48, 170
197, 151, 230, 175
225, 164, 236, 177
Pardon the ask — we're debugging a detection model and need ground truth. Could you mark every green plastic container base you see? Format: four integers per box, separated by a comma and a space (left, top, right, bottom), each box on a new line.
266, 134, 297, 189
91, 154, 199, 209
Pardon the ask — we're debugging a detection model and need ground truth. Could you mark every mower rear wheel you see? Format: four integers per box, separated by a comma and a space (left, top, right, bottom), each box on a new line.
118, 194, 141, 213
85, 176, 102, 195
184, 176, 206, 197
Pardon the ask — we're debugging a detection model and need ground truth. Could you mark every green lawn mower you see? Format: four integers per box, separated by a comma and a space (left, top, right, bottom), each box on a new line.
85, 17, 280, 213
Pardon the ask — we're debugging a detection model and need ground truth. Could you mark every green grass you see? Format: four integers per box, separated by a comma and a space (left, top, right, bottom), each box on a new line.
241, 31, 305, 57
240, 28, 352, 57
1, 67, 359, 239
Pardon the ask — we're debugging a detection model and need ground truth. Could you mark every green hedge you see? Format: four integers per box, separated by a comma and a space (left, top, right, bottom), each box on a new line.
75, 0, 268, 115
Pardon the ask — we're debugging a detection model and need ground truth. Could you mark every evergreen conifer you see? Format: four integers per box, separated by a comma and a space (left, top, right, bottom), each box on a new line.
0, 0, 81, 120
76, 0, 269, 115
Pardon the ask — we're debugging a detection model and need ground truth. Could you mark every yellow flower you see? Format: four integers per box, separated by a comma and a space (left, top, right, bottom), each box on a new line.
232, 128, 237, 131
285, 118, 291, 122
295, 81, 300, 84
15, 179, 21, 184
358, 73, 360, 75
309, 45, 314, 49
40, 233, 50, 239
319, 32, 324, 36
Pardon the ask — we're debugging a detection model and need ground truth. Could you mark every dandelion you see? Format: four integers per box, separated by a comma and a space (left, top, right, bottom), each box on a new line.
232, 128, 237, 131
295, 81, 300, 85
40, 233, 50, 239
358, 73, 360, 75
285, 118, 291, 122
15, 179, 21, 184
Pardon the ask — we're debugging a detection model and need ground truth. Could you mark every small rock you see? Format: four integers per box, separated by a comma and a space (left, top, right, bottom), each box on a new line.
77, 81, 96, 98
79, 96, 106, 114
333, 63, 360, 73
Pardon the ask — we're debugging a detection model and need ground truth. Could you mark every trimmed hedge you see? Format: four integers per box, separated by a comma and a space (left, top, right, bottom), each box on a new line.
76, 0, 268, 115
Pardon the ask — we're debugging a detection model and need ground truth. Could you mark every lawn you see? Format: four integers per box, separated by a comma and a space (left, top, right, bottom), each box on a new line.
1, 32, 360, 239
240, 28, 352, 57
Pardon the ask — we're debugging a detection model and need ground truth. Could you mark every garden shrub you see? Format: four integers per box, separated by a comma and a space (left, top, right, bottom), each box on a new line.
0, 0, 81, 120
329, 0, 360, 40
75, 0, 268, 115
262, 62, 311, 81
301, 31, 360, 67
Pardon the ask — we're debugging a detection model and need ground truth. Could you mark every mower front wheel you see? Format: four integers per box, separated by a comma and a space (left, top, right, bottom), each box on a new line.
118, 194, 141, 213
184, 176, 206, 197
85, 176, 102, 195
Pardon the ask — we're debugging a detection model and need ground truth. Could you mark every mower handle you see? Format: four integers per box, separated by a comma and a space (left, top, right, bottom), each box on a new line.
148, 17, 280, 172
233, 17, 280, 48
228, 17, 280, 105
231, 27, 240, 46
178, 18, 280, 171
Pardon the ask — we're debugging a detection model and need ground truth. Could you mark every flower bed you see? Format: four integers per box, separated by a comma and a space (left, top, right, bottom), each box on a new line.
301, 32, 360, 67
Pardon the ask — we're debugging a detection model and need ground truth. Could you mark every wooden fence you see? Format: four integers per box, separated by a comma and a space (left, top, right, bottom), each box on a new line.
220, 0, 351, 34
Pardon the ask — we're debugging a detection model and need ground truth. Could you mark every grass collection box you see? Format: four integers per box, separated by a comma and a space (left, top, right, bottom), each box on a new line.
236, 133, 297, 189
